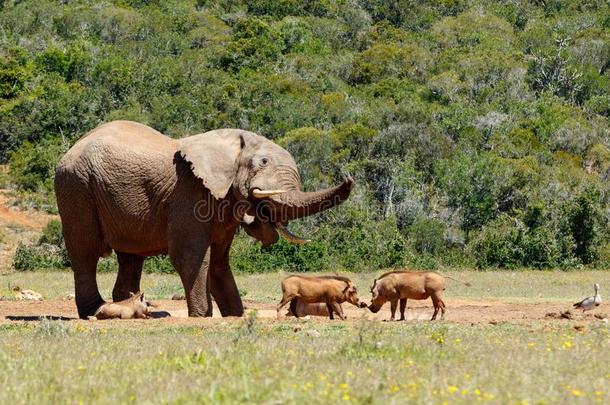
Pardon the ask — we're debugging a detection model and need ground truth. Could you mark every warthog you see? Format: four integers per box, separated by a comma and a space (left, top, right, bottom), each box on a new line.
285, 299, 330, 317
277, 275, 367, 320
93, 292, 151, 320
368, 271, 462, 321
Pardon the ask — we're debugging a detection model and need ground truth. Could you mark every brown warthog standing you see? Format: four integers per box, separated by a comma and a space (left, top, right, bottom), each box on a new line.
93, 292, 151, 320
277, 275, 366, 320
368, 271, 465, 321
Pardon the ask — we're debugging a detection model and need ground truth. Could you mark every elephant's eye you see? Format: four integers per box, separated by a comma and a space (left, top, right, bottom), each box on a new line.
260, 158, 269, 166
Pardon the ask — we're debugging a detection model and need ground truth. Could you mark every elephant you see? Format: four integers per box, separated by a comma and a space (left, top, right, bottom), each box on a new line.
54, 120, 352, 319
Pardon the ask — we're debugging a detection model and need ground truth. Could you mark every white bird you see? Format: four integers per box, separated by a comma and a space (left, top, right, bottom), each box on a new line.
573, 283, 602, 313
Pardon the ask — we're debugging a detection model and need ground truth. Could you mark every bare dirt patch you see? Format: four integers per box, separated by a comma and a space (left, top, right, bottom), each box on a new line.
0, 191, 54, 231
1, 297, 606, 326
0, 189, 58, 272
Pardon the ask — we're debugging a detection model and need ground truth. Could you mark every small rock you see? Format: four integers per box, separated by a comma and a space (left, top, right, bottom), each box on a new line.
171, 294, 185, 300
306, 329, 321, 338
64, 293, 75, 300
87, 316, 98, 321
15, 289, 43, 301
293, 325, 303, 333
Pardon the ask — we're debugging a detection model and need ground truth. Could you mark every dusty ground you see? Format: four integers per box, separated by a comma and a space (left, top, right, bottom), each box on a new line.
0, 188, 57, 272
1, 297, 605, 326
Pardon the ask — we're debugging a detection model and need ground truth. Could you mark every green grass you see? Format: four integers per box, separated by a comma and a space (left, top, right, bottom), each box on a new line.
0, 318, 608, 404
1, 270, 609, 403
1, 269, 609, 303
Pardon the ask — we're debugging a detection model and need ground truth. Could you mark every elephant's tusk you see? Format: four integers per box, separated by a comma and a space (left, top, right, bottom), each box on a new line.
242, 213, 255, 225
275, 223, 311, 244
252, 189, 287, 198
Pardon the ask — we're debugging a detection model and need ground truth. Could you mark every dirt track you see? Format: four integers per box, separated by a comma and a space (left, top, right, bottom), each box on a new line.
0, 189, 57, 272
1, 297, 606, 326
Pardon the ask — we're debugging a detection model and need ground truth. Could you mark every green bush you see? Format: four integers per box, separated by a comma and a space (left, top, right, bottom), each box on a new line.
469, 214, 570, 269
0, 48, 32, 98
143, 255, 174, 274
13, 219, 70, 271
97, 254, 174, 274
38, 219, 63, 246
13, 242, 69, 271
561, 188, 604, 265
9, 138, 65, 192
408, 217, 446, 255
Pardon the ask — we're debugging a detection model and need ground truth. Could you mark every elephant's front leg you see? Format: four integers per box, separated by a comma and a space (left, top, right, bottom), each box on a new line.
170, 241, 213, 317
210, 244, 244, 317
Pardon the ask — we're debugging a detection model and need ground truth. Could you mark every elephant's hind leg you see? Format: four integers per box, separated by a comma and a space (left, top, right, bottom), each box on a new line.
71, 255, 105, 319
59, 190, 107, 319
113, 252, 145, 301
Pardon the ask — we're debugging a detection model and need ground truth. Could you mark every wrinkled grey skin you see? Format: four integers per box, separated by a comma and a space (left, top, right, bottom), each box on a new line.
55, 121, 352, 318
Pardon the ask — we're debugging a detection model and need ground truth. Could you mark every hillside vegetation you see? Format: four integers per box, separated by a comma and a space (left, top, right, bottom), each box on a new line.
2, 0, 610, 271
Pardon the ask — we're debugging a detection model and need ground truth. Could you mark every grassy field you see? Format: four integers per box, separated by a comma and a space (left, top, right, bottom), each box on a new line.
1, 269, 609, 303
0, 270, 609, 404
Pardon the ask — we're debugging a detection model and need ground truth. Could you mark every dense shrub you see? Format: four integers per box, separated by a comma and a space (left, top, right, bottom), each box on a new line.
8, 138, 66, 192
38, 219, 63, 246
13, 219, 70, 271
13, 242, 69, 271
3, 0, 610, 271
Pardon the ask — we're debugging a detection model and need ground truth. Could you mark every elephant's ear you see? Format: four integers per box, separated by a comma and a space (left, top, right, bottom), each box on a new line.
178, 129, 246, 200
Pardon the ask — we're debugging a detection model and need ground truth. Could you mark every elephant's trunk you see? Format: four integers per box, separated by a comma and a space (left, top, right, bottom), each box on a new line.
274, 177, 353, 221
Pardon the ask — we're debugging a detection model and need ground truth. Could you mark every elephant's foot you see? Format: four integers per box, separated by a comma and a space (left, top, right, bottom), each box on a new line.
187, 306, 213, 317
186, 300, 213, 317
112, 288, 134, 302
217, 301, 244, 317
76, 295, 105, 319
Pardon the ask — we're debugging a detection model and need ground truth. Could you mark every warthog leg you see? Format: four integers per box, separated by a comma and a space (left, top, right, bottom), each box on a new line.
399, 298, 407, 321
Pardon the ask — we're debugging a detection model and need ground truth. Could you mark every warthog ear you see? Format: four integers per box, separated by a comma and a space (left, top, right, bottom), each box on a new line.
129, 292, 136, 297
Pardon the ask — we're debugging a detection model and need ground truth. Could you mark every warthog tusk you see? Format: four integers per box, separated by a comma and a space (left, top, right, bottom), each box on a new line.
242, 213, 255, 224
252, 189, 287, 198
275, 223, 311, 244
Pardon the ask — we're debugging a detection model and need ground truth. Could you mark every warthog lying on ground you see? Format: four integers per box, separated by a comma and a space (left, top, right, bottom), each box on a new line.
93, 292, 151, 320
368, 271, 461, 321
285, 299, 330, 317
277, 275, 367, 320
